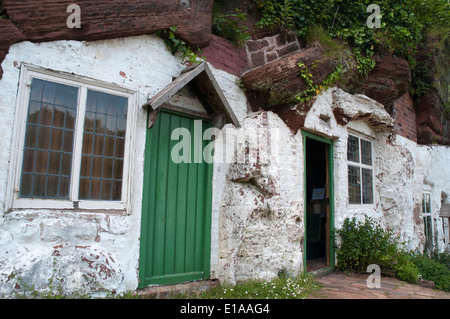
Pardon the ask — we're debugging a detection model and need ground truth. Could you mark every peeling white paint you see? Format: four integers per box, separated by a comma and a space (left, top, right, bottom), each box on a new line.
0, 34, 449, 296
0, 35, 249, 297
211, 88, 450, 284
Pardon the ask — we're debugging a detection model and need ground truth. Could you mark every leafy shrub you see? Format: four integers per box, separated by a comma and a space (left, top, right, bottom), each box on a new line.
254, 0, 296, 31
336, 216, 392, 273
336, 216, 419, 283
412, 255, 450, 291
212, 9, 251, 46
254, 0, 450, 99
426, 245, 450, 271
394, 251, 420, 284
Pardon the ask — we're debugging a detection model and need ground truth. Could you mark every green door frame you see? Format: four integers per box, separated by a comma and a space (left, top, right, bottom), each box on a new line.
139, 109, 213, 288
302, 130, 335, 275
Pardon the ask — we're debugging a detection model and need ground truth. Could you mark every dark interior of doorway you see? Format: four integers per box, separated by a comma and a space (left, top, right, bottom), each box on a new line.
305, 138, 328, 272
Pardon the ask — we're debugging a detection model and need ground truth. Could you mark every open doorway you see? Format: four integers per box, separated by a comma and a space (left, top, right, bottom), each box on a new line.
303, 132, 335, 274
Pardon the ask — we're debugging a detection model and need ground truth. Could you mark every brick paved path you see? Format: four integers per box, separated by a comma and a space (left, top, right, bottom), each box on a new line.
311, 271, 450, 299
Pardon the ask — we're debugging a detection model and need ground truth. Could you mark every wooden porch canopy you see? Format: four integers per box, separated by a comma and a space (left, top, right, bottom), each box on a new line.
142, 61, 241, 129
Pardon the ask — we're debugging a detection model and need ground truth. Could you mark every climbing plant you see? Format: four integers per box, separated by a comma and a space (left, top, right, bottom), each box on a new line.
254, 0, 450, 99
212, 9, 252, 46
296, 62, 344, 102
155, 26, 204, 65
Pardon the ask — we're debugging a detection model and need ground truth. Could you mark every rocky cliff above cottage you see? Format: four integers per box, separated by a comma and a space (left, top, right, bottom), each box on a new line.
1, 0, 449, 145
0, 0, 213, 77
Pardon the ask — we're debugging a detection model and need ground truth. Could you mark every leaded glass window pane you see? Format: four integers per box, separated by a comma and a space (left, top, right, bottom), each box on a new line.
20, 78, 78, 199
347, 135, 360, 163
422, 193, 433, 249
348, 166, 361, 204
361, 139, 372, 165
79, 90, 128, 201
362, 168, 373, 204
424, 215, 432, 248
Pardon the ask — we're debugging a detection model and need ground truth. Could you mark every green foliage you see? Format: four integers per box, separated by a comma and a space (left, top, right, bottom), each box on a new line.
394, 251, 420, 283
254, 0, 295, 31
412, 254, 450, 291
254, 0, 450, 99
212, 9, 252, 46
296, 62, 343, 102
336, 216, 419, 283
155, 26, 204, 65
422, 235, 450, 271
410, 63, 431, 97
303, 25, 344, 59
336, 216, 394, 273
0, 4, 6, 19
193, 272, 319, 299
444, 103, 450, 121
335, 27, 376, 76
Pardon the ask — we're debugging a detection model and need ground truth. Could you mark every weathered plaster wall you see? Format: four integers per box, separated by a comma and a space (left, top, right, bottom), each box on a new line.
0, 34, 448, 295
0, 35, 178, 296
0, 35, 247, 296
398, 136, 450, 250
305, 89, 449, 252
212, 87, 450, 284
212, 112, 304, 284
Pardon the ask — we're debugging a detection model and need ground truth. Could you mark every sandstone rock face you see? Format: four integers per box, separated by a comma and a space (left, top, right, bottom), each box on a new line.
3, 0, 212, 47
357, 54, 411, 113
0, 20, 28, 78
413, 36, 450, 146
415, 91, 450, 145
0, 0, 213, 78
415, 92, 444, 135
331, 89, 394, 131
241, 47, 337, 112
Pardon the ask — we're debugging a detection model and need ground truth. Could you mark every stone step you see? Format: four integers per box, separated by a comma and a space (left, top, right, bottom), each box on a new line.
136, 280, 219, 299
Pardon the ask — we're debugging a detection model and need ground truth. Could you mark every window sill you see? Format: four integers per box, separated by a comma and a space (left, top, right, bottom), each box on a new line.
348, 204, 376, 212
10, 199, 128, 215
7, 207, 128, 216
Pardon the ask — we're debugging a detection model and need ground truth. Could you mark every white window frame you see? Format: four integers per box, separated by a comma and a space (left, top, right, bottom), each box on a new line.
422, 191, 434, 248
347, 132, 375, 207
6, 64, 137, 212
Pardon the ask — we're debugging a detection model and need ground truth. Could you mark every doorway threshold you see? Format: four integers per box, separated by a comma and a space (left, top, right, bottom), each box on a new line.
309, 266, 335, 277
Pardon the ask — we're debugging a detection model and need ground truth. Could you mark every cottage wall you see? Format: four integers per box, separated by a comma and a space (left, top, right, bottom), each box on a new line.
0, 33, 449, 295
211, 88, 450, 284
0, 35, 247, 296
211, 112, 304, 283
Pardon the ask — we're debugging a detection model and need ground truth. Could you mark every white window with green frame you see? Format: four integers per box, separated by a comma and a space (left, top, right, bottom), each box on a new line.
347, 133, 374, 206
6, 65, 136, 211
422, 192, 433, 249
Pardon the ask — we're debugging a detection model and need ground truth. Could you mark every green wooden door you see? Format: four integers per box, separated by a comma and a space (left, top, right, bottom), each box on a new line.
139, 110, 213, 287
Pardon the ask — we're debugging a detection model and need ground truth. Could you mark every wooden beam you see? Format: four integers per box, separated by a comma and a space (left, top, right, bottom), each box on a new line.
203, 63, 241, 127
142, 62, 206, 110
142, 62, 241, 128
161, 103, 213, 120
147, 107, 160, 129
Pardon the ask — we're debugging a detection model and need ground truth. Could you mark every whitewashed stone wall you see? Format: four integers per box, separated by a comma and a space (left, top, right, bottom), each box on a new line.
398, 136, 450, 251
0, 35, 247, 297
212, 112, 304, 283
0, 34, 449, 294
211, 87, 450, 284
